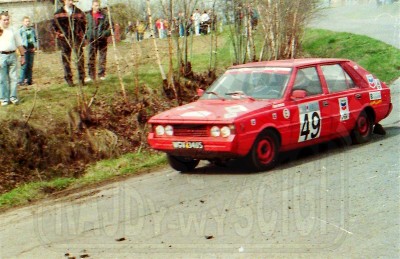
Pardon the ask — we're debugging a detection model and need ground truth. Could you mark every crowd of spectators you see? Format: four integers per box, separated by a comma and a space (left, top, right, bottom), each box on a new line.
123, 8, 220, 42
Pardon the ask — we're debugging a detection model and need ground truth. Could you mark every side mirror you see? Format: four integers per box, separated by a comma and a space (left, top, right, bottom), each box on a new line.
197, 88, 204, 97
291, 89, 307, 99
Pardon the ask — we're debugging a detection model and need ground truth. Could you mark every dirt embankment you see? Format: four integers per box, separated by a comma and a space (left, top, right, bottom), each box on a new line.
0, 40, 216, 194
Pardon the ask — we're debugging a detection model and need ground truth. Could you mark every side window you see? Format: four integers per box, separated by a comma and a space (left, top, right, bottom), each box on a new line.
321, 64, 356, 92
292, 67, 322, 96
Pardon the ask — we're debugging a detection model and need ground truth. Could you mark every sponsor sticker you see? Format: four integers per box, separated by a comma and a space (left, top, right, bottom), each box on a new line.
369, 91, 381, 101
338, 97, 350, 121
224, 105, 248, 119
375, 79, 382, 90
370, 100, 382, 106
225, 105, 248, 113
181, 111, 211, 117
224, 113, 238, 119
273, 103, 284, 108
283, 109, 290, 119
366, 74, 376, 88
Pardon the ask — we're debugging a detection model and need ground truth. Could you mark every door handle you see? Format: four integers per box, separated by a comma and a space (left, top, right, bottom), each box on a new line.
322, 100, 329, 107
355, 94, 362, 100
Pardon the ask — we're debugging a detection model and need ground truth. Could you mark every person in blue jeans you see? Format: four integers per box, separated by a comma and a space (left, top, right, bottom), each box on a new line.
0, 11, 26, 106
85, 0, 111, 82
18, 16, 37, 86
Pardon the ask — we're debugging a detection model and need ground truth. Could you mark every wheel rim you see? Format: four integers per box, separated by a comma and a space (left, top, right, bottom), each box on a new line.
357, 115, 369, 136
256, 138, 274, 164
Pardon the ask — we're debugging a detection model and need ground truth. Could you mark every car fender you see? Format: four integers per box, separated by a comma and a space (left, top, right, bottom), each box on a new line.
235, 118, 282, 156
354, 105, 376, 125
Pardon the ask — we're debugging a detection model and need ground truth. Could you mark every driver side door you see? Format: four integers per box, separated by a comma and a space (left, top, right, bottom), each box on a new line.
289, 67, 333, 145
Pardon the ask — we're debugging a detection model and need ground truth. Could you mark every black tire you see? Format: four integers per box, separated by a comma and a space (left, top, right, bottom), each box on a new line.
351, 110, 373, 144
246, 129, 280, 171
167, 154, 200, 172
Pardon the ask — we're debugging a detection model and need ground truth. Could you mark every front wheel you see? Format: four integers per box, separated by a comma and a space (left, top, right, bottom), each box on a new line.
351, 110, 373, 144
246, 129, 280, 171
167, 154, 200, 172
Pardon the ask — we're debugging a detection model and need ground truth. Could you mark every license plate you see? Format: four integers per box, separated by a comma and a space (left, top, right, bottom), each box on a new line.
172, 141, 204, 149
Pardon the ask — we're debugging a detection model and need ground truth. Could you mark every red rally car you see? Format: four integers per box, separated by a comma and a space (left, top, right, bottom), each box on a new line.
147, 58, 393, 172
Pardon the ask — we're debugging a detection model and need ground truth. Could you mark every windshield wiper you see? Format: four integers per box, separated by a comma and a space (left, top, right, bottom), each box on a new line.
205, 91, 225, 100
225, 91, 255, 101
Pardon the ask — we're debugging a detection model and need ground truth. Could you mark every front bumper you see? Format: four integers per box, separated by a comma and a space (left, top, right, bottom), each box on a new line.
147, 133, 243, 159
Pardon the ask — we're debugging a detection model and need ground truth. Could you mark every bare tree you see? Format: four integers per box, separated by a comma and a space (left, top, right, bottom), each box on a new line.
146, 0, 167, 83
174, 0, 199, 75
256, 0, 320, 60
106, 5, 128, 103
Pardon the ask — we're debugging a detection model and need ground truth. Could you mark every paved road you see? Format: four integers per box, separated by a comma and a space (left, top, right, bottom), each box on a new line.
309, 2, 400, 48
1, 3, 399, 259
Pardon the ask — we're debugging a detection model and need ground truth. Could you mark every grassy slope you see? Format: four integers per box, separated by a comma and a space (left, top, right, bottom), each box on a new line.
303, 28, 400, 83
1, 29, 399, 210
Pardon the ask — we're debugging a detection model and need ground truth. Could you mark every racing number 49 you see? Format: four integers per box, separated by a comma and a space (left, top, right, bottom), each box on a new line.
299, 111, 321, 142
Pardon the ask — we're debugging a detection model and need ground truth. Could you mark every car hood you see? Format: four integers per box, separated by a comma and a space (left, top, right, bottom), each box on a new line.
149, 99, 277, 123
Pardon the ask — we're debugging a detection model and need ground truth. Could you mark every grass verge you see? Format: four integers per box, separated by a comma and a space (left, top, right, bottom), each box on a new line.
0, 151, 166, 210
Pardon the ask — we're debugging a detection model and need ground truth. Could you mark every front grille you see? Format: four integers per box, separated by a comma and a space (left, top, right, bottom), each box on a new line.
173, 125, 209, 137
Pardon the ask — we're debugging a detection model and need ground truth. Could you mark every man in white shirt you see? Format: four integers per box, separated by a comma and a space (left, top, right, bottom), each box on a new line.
200, 10, 210, 35
0, 11, 25, 106
201, 11, 210, 23
193, 9, 201, 36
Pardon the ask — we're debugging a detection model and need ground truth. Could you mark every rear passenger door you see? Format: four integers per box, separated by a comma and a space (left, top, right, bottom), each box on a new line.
320, 64, 361, 136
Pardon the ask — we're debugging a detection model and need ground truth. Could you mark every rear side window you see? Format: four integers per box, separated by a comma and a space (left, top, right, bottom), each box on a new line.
321, 64, 356, 92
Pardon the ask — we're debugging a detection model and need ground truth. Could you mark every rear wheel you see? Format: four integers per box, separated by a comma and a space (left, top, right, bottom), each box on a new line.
351, 110, 373, 144
246, 129, 280, 171
167, 154, 200, 172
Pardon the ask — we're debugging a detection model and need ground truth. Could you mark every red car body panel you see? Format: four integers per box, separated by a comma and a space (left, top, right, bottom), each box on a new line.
147, 58, 392, 162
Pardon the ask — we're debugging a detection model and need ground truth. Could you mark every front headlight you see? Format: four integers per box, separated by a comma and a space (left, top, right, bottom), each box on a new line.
210, 126, 221, 137
165, 125, 173, 136
155, 125, 165, 136
220, 126, 231, 137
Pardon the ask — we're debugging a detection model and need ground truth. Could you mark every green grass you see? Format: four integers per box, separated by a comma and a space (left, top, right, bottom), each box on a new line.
82, 151, 166, 183
0, 178, 75, 208
303, 28, 400, 83
1, 28, 399, 211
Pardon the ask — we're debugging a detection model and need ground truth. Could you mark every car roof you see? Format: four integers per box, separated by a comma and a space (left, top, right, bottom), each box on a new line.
230, 58, 350, 69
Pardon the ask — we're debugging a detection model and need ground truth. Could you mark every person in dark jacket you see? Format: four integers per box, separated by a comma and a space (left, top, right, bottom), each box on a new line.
53, 0, 86, 86
85, 0, 111, 81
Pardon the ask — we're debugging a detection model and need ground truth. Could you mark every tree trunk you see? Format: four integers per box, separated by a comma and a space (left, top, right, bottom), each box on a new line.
146, 0, 167, 81
107, 6, 127, 102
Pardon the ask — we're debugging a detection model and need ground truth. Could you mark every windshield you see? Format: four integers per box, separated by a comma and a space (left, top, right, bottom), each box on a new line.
200, 67, 292, 100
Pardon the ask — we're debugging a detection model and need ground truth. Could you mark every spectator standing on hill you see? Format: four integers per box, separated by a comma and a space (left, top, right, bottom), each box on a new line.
18, 16, 37, 86
85, 0, 111, 82
200, 10, 210, 35
137, 20, 146, 41
125, 21, 134, 42
193, 9, 201, 36
178, 11, 184, 37
53, 0, 86, 86
0, 11, 25, 106
156, 18, 166, 39
163, 19, 169, 37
